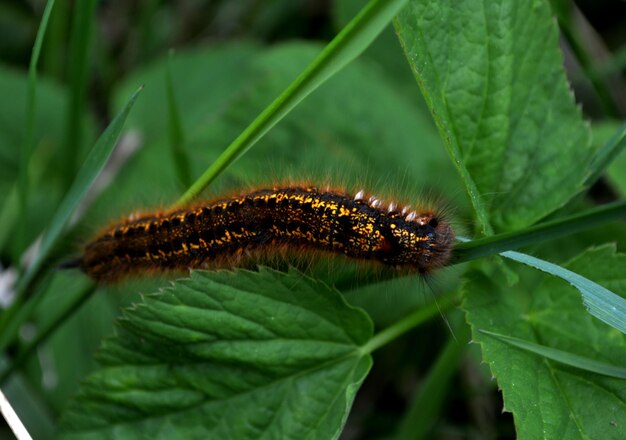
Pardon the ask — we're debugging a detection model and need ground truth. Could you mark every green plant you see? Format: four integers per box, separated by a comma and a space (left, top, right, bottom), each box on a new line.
1, 0, 625, 438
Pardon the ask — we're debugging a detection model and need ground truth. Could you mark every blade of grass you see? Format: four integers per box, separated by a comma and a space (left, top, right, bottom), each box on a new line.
501, 250, 626, 336
395, 319, 471, 440
587, 122, 626, 188
16, 0, 56, 255
480, 330, 626, 379
0, 388, 33, 440
62, 0, 97, 189
0, 282, 96, 386
0, 87, 142, 355
361, 292, 459, 355
16, 86, 142, 294
176, 0, 409, 206
42, 0, 68, 79
451, 200, 626, 264
557, 13, 621, 118
166, 50, 192, 188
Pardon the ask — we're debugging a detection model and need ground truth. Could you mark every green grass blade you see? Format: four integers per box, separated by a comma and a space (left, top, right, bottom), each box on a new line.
395, 319, 470, 440
556, 15, 621, 118
16, 86, 143, 294
166, 50, 192, 188
452, 200, 626, 264
361, 292, 459, 354
587, 122, 626, 188
176, 0, 409, 205
501, 250, 626, 336
0, 282, 96, 386
62, 0, 97, 188
17, 0, 55, 253
480, 330, 626, 379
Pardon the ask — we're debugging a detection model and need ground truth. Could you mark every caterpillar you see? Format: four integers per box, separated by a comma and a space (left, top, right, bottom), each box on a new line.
71, 186, 455, 282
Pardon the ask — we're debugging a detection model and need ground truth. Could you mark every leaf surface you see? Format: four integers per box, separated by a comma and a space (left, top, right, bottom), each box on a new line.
395, 0, 594, 232
60, 269, 373, 440
463, 246, 626, 439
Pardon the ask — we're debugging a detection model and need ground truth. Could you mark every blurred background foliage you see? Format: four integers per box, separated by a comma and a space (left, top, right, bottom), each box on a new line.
0, 0, 624, 438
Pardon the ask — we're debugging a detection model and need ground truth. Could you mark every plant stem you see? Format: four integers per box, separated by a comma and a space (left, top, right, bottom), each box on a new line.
451, 200, 626, 264
361, 293, 459, 354
63, 0, 96, 188
16, 0, 56, 256
557, 15, 621, 118
166, 50, 192, 188
0, 283, 96, 386
395, 318, 471, 440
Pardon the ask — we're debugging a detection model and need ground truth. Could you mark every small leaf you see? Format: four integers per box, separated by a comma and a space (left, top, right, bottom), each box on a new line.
60, 268, 373, 440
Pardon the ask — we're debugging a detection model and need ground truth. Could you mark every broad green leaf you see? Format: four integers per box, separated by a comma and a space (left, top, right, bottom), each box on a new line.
395, 0, 594, 232
463, 246, 626, 439
60, 268, 373, 439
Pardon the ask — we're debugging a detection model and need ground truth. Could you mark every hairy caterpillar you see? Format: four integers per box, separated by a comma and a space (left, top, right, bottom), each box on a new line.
70, 186, 455, 282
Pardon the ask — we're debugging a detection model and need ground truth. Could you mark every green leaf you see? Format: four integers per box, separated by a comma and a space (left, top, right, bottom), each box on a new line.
394, 0, 594, 233
60, 268, 373, 439
463, 246, 626, 439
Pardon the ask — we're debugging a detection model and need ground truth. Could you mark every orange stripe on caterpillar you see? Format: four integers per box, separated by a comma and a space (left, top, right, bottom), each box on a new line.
75, 186, 455, 282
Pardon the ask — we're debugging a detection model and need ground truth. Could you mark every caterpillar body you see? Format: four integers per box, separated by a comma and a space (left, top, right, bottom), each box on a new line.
75, 186, 454, 282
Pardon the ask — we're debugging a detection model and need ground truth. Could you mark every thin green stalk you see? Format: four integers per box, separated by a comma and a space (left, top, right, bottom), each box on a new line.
587, 122, 626, 188
63, 0, 96, 187
451, 200, 626, 264
175, 0, 409, 206
0, 270, 54, 359
361, 293, 459, 354
166, 50, 192, 188
43, 0, 69, 79
0, 88, 142, 356
557, 16, 621, 118
16, 0, 56, 255
395, 319, 471, 440
0, 283, 96, 386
